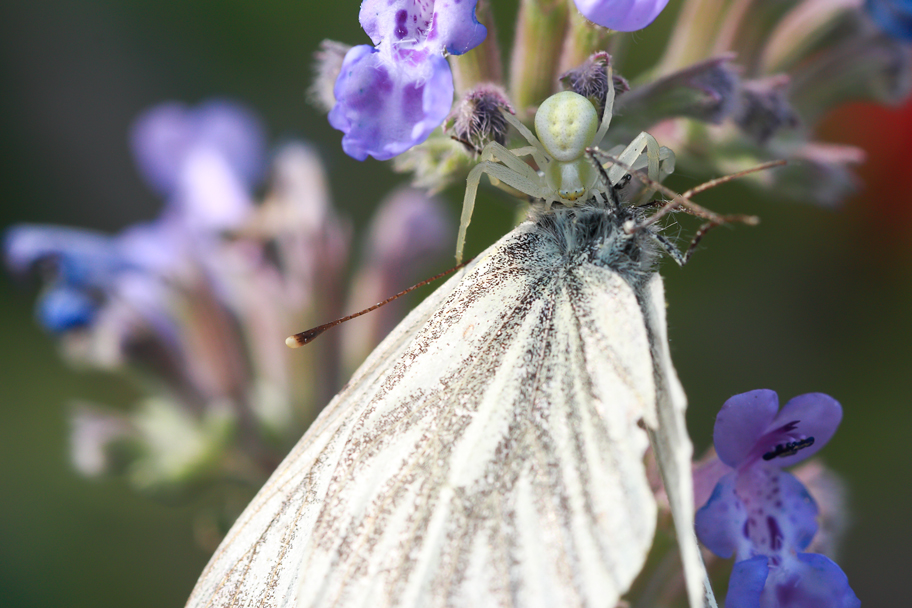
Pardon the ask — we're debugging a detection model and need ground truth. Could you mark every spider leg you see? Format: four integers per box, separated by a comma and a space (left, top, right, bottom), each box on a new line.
591, 148, 758, 229
594, 62, 616, 144
502, 112, 549, 169
508, 146, 541, 162
456, 161, 547, 263
479, 142, 541, 182
605, 132, 660, 187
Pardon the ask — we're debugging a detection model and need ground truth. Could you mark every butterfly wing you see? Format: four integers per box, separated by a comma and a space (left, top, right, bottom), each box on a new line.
640, 274, 717, 608
187, 224, 661, 608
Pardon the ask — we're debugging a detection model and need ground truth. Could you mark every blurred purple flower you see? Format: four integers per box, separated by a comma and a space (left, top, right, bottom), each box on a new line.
6, 98, 454, 502
5, 100, 265, 335
131, 99, 265, 230
866, 0, 912, 41
574, 0, 669, 32
695, 390, 859, 608
330, 0, 487, 161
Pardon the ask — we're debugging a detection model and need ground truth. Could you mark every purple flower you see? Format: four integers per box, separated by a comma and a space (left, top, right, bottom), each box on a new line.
5, 223, 154, 333
5, 100, 265, 334
695, 390, 859, 608
131, 99, 265, 230
866, 0, 912, 42
330, 0, 486, 161
574, 0, 670, 32
727, 553, 861, 608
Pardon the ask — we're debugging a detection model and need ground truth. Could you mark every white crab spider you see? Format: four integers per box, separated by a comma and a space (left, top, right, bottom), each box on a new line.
455, 65, 674, 263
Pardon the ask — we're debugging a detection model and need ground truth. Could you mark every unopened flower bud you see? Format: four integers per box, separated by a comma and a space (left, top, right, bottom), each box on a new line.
69, 403, 135, 477
308, 40, 352, 114
444, 84, 515, 155
774, 142, 866, 207
735, 75, 800, 145
615, 55, 740, 133
560, 52, 629, 117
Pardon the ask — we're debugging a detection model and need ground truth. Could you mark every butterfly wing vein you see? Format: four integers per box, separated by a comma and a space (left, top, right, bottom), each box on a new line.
187, 228, 665, 608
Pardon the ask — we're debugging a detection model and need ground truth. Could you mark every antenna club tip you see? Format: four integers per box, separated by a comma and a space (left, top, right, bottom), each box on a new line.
285, 336, 302, 349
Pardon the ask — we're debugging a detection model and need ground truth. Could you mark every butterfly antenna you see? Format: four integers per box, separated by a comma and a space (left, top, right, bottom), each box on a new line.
286, 259, 472, 348
641, 159, 785, 230
681, 160, 788, 199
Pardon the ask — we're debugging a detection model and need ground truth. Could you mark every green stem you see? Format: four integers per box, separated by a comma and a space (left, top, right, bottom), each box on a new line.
655, 0, 731, 75
557, 8, 614, 76
509, 0, 569, 115
450, 0, 503, 95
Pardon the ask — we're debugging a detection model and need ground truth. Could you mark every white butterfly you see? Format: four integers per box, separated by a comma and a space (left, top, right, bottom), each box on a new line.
184, 180, 728, 607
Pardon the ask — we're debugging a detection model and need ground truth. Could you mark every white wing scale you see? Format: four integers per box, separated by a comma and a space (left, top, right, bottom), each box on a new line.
186, 222, 698, 607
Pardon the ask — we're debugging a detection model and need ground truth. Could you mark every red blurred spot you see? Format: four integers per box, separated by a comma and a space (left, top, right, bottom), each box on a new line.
820, 98, 912, 232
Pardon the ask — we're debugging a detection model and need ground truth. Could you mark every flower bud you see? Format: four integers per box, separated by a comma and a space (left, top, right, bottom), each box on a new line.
444, 84, 515, 154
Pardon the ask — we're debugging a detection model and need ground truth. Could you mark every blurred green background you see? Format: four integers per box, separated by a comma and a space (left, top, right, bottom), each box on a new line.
1, 1, 909, 606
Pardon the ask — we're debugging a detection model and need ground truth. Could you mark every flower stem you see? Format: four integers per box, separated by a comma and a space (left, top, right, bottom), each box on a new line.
558, 8, 614, 76
451, 0, 503, 95
509, 0, 569, 114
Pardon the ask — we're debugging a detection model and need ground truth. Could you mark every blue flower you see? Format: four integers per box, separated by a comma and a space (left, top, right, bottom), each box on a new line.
330, 0, 487, 161
866, 0, 912, 42
695, 390, 860, 608
727, 553, 861, 608
574, 0, 670, 32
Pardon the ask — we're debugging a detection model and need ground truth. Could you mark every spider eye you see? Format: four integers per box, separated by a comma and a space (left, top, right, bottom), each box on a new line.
534, 91, 599, 163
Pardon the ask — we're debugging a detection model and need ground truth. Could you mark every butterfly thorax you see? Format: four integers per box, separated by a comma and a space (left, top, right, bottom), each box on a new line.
529, 199, 660, 290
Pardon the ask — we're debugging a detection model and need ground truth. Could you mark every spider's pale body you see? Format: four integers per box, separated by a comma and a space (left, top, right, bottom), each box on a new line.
534, 91, 600, 202
455, 65, 674, 263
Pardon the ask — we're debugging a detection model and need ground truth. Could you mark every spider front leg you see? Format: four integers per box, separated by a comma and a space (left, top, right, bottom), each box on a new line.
605, 131, 663, 188
478, 142, 543, 183
594, 62, 616, 144
456, 159, 549, 263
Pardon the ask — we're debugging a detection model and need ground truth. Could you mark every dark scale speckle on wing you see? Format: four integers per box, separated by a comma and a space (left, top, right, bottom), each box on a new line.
186, 203, 665, 608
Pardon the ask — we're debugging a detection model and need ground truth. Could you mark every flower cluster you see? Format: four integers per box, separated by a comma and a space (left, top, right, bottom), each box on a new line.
5, 101, 451, 525
635, 0, 912, 207
325, 1, 679, 162
695, 390, 859, 608
317, 0, 912, 209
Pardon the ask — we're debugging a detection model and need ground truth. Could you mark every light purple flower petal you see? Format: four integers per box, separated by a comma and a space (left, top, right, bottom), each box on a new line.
574, 0, 670, 32
130, 100, 265, 198
725, 555, 769, 608
365, 188, 451, 270
359, 0, 486, 55
5, 224, 126, 287
695, 471, 744, 559
765, 553, 861, 608
697, 469, 819, 560
116, 220, 185, 274
764, 393, 843, 467
171, 147, 253, 231
714, 389, 780, 467
329, 45, 454, 161
734, 467, 819, 554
